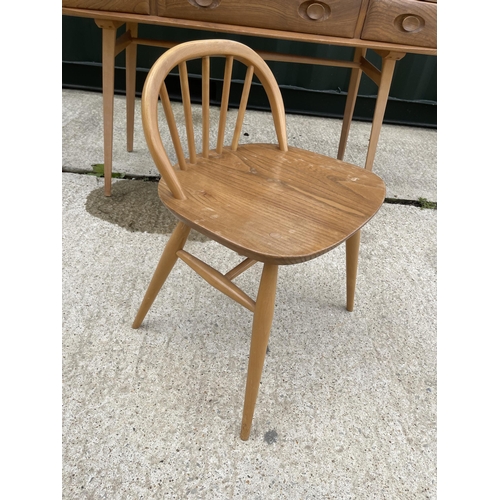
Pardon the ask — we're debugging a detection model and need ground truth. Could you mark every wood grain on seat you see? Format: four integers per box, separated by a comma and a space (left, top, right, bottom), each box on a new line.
160, 144, 385, 265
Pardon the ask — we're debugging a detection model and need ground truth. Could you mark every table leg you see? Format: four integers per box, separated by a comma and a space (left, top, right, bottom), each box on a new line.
337, 47, 366, 161
95, 19, 122, 196
126, 23, 138, 152
345, 230, 361, 312
364, 51, 404, 171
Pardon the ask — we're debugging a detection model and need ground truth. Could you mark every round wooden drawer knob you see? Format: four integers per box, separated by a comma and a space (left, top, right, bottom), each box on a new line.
306, 3, 325, 20
401, 15, 422, 32
194, 0, 213, 6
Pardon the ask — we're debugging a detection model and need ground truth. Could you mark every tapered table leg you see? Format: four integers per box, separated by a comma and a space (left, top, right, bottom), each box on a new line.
126, 22, 138, 152
337, 47, 366, 161
346, 230, 361, 312
95, 19, 123, 196
364, 51, 405, 171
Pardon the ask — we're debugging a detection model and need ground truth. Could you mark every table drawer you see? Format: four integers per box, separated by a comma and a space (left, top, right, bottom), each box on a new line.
361, 0, 436, 48
158, 0, 363, 38
62, 0, 150, 15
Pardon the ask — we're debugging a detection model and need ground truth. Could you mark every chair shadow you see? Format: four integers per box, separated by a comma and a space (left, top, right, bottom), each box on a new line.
85, 179, 208, 241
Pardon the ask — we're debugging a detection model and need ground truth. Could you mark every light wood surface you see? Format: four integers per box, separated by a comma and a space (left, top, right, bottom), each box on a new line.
159, 83, 187, 170
132, 221, 191, 328
94, 19, 122, 196
176, 250, 256, 312
62, 5, 437, 55
231, 65, 255, 151
337, 47, 366, 161
363, 50, 404, 171
346, 230, 361, 312
63, 0, 150, 14
224, 258, 257, 281
179, 61, 197, 165
158, 144, 385, 265
125, 22, 138, 152
202, 56, 210, 158
157, 0, 364, 39
362, 0, 437, 48
240, 263, 279, 441
134, 40, 386, 439
216, 56, 234, 154
62, 6, 436, 54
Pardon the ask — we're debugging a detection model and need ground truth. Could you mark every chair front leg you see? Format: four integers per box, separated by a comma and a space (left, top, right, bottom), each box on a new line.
132, 221, 191, 328
240, 263, 279, 441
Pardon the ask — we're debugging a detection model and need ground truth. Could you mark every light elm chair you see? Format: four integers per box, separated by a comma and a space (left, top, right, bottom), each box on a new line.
132, 39, 386, 440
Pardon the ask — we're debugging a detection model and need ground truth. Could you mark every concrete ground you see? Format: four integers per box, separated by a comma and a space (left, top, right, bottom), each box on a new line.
62, 89, 437, 499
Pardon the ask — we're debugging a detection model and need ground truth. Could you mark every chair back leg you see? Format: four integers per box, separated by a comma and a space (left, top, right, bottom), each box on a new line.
240, 263, 279, 440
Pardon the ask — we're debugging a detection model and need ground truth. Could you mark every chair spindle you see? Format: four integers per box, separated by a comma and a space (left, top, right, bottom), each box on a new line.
231, 64, 254, 151
159, 82, 187, 170
202, 56, 210, 158
225, 258, 257, 281
179, 61, 197, 164
217, 56, 234, 154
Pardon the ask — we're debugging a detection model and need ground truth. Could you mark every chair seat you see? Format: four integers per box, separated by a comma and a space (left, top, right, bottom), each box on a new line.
159, 144, 386, 265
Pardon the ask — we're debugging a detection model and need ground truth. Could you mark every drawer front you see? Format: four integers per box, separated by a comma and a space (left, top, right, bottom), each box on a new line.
158, 0, 363, 38
361, 0, 436, 48
62, 0, 150, 14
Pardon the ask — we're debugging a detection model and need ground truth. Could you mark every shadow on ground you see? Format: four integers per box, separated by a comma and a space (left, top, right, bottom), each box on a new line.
85, 179, 209, 240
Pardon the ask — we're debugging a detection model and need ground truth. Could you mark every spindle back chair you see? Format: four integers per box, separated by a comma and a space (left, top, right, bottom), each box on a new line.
132, 39, 386, 440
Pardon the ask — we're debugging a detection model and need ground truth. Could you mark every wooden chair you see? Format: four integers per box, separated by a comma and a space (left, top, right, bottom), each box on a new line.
132, 39, 386, 440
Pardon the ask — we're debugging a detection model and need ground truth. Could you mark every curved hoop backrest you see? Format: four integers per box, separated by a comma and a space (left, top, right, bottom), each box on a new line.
142, 39, 288, 200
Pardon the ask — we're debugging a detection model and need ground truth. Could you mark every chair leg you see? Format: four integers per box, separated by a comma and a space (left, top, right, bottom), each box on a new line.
346, 230, 361, 312
132, 222, 191, 328
240, 263, 279, 441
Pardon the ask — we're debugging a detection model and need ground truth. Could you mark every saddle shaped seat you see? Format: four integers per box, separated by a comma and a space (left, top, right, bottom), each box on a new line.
160, 144, 385, 265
